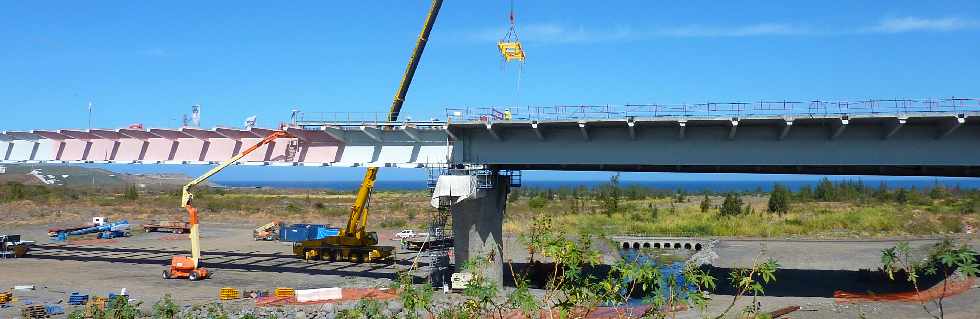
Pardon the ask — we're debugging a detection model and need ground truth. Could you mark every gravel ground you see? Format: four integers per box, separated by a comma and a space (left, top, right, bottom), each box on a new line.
2, 223, 978, 318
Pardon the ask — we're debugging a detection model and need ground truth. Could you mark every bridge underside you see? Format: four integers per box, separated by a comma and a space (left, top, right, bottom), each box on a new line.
489, 164, 980, 177
451, 113, 980, 177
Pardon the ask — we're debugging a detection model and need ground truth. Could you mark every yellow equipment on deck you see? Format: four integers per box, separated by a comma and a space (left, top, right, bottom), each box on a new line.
498, 0, 525, 62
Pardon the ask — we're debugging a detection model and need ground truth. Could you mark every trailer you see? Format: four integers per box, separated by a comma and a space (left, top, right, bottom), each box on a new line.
143, 220, 191, 234
1, 233, 34, 258
50, 220, 131, 241
402, 236, 454, 251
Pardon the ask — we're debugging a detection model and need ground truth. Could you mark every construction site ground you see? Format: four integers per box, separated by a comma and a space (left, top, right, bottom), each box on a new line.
2, 222, 979, 318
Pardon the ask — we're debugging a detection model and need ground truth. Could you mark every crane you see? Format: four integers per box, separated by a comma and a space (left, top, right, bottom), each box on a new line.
165, 130, 291, 280
292, 0, 443, 263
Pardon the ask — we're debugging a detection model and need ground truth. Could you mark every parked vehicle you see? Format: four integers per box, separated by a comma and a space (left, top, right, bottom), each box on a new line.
395, 229, 418, 239
253, 221, 282, 241
1, 233, 34, 258
143, 220, 191, 234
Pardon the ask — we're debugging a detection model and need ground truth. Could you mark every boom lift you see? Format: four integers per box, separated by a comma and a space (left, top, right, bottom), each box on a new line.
292, 0, 444, 263
165, 130, 290, 280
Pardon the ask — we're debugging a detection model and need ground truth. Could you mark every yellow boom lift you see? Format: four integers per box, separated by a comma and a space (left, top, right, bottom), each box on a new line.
292, 0, 444, 263
165, 131, 290, 280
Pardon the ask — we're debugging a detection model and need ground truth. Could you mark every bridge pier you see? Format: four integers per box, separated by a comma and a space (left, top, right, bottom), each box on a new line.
449, 174, 509, 287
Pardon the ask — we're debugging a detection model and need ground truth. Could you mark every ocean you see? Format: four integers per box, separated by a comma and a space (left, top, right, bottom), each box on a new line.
214, 177, 980, 192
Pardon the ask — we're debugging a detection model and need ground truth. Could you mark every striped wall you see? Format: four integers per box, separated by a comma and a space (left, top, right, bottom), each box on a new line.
0, 126, 450, 168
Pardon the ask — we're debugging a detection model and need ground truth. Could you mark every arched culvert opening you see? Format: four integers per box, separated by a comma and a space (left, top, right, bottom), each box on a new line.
684, 243, 692, 250
654, 243, 661, 249
633, 242, 641, 249
695, 243, 703, 251
673, 243, 681, 249
664, 242, 671, 249
642, 242, 651, 248
622, 242, 630, 249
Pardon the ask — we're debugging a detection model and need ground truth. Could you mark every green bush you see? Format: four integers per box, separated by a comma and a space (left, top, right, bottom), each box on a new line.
527, 196, 548, 210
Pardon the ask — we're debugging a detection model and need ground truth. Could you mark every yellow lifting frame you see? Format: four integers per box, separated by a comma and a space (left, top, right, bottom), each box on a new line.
497, 40, 526, 62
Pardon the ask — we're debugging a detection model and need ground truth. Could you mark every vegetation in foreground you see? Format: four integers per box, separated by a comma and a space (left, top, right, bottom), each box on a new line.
61, 222, 979, 319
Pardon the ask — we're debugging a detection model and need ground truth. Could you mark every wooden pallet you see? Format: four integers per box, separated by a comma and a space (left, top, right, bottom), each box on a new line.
21, 304, 49, 319
218, 287, 241, 300
274, 287, 295, 298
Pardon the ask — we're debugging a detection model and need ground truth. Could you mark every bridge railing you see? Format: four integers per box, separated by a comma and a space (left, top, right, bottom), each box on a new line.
446, 98, 980, 122
295, 111, 446, 129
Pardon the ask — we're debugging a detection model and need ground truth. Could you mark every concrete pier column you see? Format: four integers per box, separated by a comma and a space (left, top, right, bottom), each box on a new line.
451, 174, 509, 287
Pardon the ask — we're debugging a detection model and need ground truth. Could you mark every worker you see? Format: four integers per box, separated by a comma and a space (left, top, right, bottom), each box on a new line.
503, 108, 512, 120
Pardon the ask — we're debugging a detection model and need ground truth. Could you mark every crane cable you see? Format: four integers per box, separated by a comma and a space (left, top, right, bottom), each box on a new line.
504, 0, 524, 112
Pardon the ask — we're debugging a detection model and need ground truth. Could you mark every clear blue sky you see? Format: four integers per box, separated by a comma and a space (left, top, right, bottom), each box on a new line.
4, 1, 980, 182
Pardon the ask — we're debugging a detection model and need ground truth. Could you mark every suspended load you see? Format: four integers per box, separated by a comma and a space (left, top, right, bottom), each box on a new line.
498, 1, 525, 62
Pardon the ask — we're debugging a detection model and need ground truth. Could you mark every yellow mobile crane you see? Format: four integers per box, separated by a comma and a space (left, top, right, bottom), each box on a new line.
292, 0, 444, 263
165, 130, 291, 280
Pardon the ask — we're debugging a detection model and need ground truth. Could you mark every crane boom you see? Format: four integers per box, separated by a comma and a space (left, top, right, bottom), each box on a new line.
344, 0, 443, 240
388, 0, 444, 122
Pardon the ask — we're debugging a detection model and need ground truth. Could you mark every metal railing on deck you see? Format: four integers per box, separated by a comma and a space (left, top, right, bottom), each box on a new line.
445, 97, 980, 122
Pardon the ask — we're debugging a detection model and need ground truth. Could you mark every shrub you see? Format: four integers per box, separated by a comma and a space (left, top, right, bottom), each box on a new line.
527, 196, 548, 210
700, 194, 711, 213
768, 183, 790, 215
122, 184, 139, 201
720, 193, 743, 216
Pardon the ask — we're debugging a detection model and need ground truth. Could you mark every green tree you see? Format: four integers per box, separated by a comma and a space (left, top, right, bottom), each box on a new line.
896, 188, 909, 204
123, 184, 139, 201
768, 183, 791, 215
675, 188, 687, 203
929, 182, 948, 200
815, 177, 835, 201
700, 193, 711, 213
720, 193, 743, 216
602, 173, 621, 216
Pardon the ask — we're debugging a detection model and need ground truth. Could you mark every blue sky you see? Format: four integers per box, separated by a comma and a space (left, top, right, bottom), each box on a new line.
4, 1, 980, 182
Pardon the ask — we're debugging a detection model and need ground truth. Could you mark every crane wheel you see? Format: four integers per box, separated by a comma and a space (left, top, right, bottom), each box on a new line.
188, 271, 200, 281
327, 251, 338, 262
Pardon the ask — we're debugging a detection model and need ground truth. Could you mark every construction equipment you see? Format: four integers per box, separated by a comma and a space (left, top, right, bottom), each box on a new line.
48, 217, 131, 241
497, 0, 525, 63
293, 168, 394, 262
292, 0, 443, 264
1, 233, 33, 258
165, 130, 290, 281
143, 220, 191, 234
253, 221, 282, 241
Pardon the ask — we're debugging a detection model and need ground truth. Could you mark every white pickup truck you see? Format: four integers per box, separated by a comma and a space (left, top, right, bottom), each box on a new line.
394, 229, 429, 239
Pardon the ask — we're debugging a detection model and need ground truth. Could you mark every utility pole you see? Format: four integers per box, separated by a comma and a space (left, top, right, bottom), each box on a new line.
87, 102, 93, 129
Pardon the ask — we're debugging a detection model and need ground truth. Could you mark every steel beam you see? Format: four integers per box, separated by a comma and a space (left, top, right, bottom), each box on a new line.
485, 123, 501, 141
779, 120, 793, 140
360, 126, 383, 143
626, 119, 636, 140
321, 126, 347, 143
938, 115, 966, 139
677, 120, 687, 140
830, 117, 849, 140
531, 121, 544, 140
402, 125, 422, 142
883, 117, 907, 140
578, 121, 589, 141
727, 119, 739, 140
